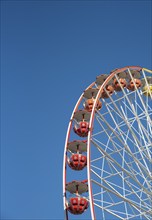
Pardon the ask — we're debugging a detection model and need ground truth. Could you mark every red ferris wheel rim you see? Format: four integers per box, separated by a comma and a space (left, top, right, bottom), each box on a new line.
63, 66, 151, 220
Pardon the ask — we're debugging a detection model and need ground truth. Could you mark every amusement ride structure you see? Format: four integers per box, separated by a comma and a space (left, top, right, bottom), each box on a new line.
63, 66, 152, 220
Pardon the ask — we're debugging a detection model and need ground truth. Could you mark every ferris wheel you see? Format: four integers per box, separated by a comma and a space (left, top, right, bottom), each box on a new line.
63, 66, 152, 220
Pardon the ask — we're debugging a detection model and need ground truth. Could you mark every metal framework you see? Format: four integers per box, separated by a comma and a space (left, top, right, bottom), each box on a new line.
63, 66, 152, 220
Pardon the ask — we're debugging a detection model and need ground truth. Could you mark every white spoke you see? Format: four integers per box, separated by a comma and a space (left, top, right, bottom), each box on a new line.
90, 69, 152, 219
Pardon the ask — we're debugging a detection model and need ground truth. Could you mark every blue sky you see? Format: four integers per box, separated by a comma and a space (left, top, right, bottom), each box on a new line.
1, 0, 151, 219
